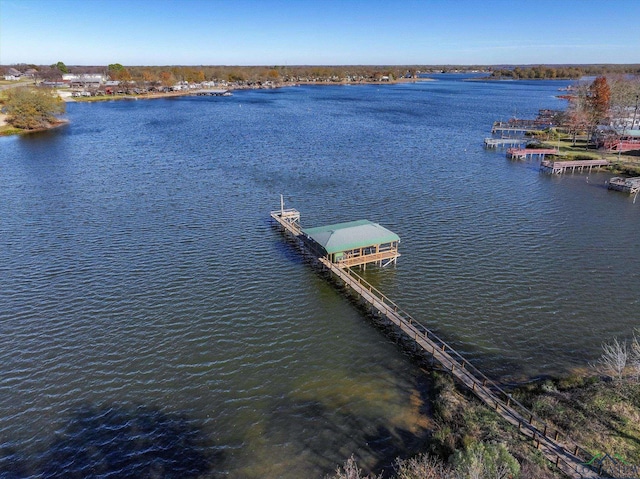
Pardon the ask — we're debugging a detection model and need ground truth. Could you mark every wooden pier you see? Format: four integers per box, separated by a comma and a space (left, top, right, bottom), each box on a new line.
540, 159, 609, 175
484, 138, 527, 148
270, 205, 603, 479
507, 148, 558, 160
608, 176, 640, 194
491, 121, 540, 136
190, 88, 232, 96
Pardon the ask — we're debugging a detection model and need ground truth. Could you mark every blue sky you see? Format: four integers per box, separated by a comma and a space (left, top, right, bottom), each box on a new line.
1, 0, 639, 66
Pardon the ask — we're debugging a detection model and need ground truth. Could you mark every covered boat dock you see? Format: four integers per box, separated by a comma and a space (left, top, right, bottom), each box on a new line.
301, 220, 400, 268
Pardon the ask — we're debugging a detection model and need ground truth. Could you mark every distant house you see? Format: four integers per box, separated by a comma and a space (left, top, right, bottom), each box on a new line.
4, 67, 21, 80
62, 73, 106, 87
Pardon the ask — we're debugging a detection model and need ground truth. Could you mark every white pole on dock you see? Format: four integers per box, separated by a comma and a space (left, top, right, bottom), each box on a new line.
280, 194, 284, 216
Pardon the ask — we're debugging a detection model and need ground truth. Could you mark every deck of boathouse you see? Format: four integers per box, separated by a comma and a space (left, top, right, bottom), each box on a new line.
269, 204, 603, 479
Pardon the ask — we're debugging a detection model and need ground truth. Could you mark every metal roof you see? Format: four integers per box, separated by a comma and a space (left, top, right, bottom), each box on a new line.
302, 220, 400, 254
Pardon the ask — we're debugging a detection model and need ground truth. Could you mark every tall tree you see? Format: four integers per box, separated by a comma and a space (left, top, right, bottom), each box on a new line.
108, 63, 131, 82
159, 71, 175, 87
588, 76, 611, 123
52, 61, 68, 74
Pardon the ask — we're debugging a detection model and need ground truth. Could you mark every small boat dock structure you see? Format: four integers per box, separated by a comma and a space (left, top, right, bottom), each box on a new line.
190, 88, 232, 96
540, 159, 609, 175
490, 111, 561, 138
484, 138, 527, 149
491, 122, 538, 137
507, 148, 558, 160
270, 199, 602, 479
608, 176, 640, 194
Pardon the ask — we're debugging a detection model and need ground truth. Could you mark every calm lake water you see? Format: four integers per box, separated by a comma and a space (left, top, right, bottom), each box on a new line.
1, 75, 638, 478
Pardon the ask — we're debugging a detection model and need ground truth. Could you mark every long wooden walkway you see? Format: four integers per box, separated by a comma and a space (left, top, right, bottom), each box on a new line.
270, 208, 603, 479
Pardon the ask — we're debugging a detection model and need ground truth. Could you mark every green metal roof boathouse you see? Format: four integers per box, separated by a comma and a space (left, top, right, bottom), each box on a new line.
302, 219, 400, 268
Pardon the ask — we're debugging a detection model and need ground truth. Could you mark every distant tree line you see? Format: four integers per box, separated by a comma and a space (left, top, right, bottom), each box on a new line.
491, 64, 640, 80
4, 62, 640, 85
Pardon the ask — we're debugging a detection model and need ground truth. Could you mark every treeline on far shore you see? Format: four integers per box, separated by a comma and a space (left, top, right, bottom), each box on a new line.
490, 64, 640, 80
4, 63, 640, 85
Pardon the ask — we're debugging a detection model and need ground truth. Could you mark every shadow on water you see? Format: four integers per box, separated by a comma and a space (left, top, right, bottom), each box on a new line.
265, 380, 432, 478
0, 405, 223, 479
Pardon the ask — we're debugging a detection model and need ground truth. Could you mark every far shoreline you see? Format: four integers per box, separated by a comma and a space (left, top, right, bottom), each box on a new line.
62, 76, 437, 103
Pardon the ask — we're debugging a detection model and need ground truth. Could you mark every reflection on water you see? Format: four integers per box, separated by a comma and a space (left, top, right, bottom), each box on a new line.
0, 77, 638, 477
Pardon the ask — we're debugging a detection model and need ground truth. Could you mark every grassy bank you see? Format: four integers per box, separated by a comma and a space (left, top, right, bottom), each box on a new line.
514, 375, 640, 466
0, 125, 24, 136
536, 137, 640, 175
0, 120, 69, 136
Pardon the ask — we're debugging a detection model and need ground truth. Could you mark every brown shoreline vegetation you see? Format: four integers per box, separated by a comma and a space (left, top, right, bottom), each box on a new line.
327, 371, 640, 479
330, 331, 640, 478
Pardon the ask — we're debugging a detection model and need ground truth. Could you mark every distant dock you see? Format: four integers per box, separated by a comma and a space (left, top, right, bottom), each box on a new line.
608, 177, 640, 194
491, 121, 540, 136
190, 89, 232, 96
540, 159, 609, 175
484, 138, 527, 148
507, 148, 558, 160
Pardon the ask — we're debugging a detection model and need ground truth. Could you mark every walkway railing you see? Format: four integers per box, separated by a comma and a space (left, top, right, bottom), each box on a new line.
321, 259, 600, 479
